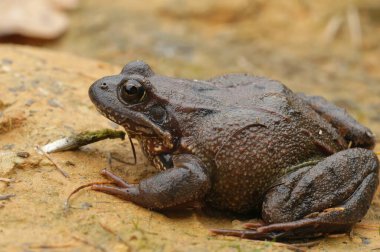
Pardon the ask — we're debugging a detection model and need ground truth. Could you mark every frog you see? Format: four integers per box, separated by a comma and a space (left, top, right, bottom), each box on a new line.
88, 61, 379, 240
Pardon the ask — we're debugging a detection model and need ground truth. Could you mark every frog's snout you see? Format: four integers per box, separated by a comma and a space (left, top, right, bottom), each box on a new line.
99, 81, 109, 90
89, 76, 121, 103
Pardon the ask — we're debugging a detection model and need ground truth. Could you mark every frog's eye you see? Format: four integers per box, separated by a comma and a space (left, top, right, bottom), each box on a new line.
119, 80, 146, 104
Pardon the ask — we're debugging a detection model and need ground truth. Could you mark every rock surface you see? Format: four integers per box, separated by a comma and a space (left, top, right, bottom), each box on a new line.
0, 45, 379, 251
0, 0, 78, 39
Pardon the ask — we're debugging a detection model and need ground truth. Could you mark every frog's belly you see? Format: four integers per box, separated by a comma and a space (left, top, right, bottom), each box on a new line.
204, 122, 345, 214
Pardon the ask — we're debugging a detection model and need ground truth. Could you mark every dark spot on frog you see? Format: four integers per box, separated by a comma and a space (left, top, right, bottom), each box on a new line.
88, 60, 379, 240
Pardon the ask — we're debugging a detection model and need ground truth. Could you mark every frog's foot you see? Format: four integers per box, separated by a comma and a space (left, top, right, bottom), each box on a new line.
212, 148, 379, 240
211, 210, 353, 240
297, 93, 375, 149
92, 154, 211, 210
99, 169, 131, 188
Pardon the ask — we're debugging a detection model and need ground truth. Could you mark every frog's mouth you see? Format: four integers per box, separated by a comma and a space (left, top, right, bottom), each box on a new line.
94, 104, 173, 149
122, 121, 155, 136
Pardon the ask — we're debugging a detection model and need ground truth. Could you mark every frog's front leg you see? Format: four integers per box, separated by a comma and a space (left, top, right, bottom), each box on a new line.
212, 148, 379, 240
92, 154, 211, 210
297, 93, 375, 149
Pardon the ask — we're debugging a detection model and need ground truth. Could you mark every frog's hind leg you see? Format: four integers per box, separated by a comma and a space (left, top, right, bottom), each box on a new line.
211, 148, 379, 240
297, 93, 375, 149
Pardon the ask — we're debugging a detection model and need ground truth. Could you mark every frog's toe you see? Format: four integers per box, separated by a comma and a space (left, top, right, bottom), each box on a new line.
91, 184, 138, 201
210, 228, 285, 240
100, 169, 131, 188
210, 215, 351, 240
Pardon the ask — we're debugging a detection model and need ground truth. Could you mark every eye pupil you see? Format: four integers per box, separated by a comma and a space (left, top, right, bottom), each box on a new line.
125, 85, 137, 94
119, 80, 146, 104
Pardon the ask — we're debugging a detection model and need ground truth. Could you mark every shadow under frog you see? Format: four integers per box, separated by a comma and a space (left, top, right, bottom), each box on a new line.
88, 61, 379, 240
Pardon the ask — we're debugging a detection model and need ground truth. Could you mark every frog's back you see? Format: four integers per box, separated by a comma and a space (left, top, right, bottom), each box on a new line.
191, 74, 347, 213
206, 74, 293, 109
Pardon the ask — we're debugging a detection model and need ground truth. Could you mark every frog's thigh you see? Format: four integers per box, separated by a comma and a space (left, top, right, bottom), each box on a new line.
261, 148, 378, 235
297, 93, 375, 149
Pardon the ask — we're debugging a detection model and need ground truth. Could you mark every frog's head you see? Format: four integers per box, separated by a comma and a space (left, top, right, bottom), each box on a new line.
94, 61, 218, 163
89, 61, 180, 153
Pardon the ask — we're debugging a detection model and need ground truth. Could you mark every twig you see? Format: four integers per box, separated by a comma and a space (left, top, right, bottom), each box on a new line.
64, 181, 114, 210
41, 129, 126, 153
290, 240, 321, 248
72, 235, 108, 252
28, 243, 75, 249
99, 222, 131, 251
110, 153, 135, 165
355, 223, 380, 230
272, 242, 306, 252
328, 233, 347, 238
347, 5, 362, 48
0, 194, 15, 200
35, 145, 69, 178
0, 178, 14, 183
322, 15, 343, 44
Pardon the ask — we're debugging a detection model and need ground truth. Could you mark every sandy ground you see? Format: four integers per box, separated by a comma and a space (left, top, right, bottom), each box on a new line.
0, 0, 380, 251
0, 45, 379, 252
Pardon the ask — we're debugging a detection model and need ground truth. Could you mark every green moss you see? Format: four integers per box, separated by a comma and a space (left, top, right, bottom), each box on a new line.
73, 129, 126, 146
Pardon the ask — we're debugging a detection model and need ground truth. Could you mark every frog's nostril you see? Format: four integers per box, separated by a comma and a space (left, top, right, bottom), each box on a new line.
100, 82, 108, 90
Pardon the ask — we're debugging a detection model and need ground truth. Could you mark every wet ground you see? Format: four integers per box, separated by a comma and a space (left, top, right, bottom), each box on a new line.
0, 0, 380, 251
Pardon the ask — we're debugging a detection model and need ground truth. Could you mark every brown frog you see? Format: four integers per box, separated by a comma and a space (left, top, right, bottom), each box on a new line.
88, 61, 379, 240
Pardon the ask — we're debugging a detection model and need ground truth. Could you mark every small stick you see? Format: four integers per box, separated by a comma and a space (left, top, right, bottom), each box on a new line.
128, 135, 137, 165
72, 235, 108, 252
36, 145, 69, 178
64, 181, 114, 210
354, 223, 380, 230
41, 129, 126, 153
110, 153, 134, 165
290, 240, 321, 248
0, 194, 15, 200
327, 233, 346, 238
322, 15, 343, 44
99, 222, 131, 250
0, 178, 14, 183
28, 243, 75, 249
347, 5, 362, 48
271, 242, 306, 252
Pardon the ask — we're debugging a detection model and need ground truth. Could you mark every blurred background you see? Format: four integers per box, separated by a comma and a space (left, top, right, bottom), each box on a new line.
1, 0, 379, 126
